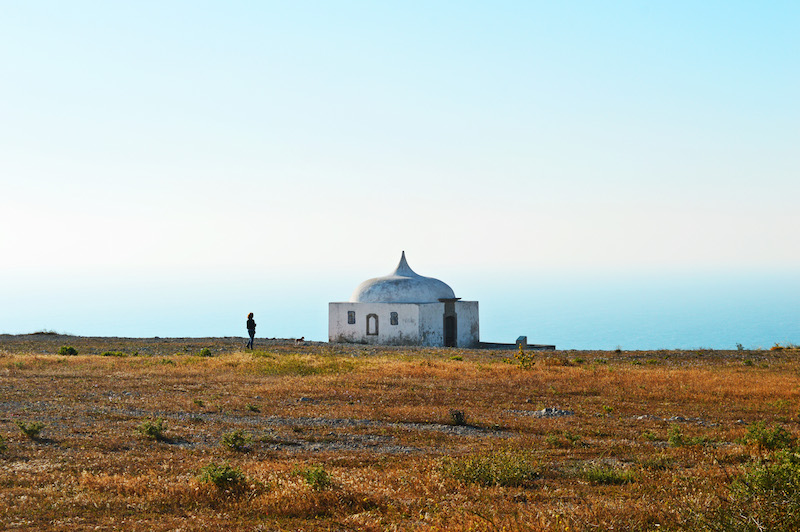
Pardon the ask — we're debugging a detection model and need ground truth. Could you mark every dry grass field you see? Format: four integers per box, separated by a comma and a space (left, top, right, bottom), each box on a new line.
2, 334, 800, 531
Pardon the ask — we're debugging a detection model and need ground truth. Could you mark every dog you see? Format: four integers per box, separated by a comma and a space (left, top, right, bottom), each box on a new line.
295, 337, 305, 344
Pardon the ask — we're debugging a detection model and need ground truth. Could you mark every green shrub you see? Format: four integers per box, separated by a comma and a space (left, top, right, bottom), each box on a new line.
0, 435, 7, 453
546, 431, 581, 448
295, 464, 333, 491
136, 418, 168, 441
246, 404, 260, 412
640, 430, 659, 442
101, 351, 129, 357
744, 421, 796, 452
17, 421, 44, 440
198, 348, 212, 357
221, 430, 251, 452
668, 426, 685, 447
583, 464, 635, 485
704, 450, 800, 530
440, 450, 540, 487
199, 462, 246, 492
638, 454, 674, 471
58, 345, 78, 356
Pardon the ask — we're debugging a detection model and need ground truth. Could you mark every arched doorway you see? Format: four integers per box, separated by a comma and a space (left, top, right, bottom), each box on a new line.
366, 314, 378, 336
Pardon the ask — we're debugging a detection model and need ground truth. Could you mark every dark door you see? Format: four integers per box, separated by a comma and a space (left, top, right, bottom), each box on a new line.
444, 316, 457, 347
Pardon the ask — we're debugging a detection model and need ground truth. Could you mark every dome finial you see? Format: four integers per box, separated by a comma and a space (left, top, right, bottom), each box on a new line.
394, 251, 416, 277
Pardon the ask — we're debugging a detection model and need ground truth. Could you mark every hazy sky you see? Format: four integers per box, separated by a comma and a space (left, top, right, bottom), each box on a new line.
2, 2, 799, 338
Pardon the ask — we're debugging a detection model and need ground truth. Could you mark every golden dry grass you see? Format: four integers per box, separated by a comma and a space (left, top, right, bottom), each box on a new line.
1, 334, 799, 530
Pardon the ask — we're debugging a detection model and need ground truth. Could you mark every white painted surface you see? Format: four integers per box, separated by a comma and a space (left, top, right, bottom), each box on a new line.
350, 252, 456, 303
330, 252, 480, 347
329, 302, 423, 345
329, 300, 480, 347
455, 301, 480, 347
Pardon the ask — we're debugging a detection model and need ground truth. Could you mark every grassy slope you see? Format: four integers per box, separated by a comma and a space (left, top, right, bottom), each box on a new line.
1, 335, 798, 531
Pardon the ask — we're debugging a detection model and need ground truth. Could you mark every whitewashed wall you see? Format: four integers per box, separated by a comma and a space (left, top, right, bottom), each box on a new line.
418, 303, 445, 346
329, 302, 421, 345
455, 301, 480, 347
329, 301, 480, 347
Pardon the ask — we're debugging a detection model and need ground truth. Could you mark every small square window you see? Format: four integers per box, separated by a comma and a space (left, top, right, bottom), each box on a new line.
347, 311, 356, 324
390, 312, 398, 325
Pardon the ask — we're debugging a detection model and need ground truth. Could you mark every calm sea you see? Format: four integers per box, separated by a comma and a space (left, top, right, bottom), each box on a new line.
2, 271, 798, 351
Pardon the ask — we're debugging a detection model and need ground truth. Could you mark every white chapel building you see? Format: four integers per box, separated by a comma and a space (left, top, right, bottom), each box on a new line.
328, 252, 480, 347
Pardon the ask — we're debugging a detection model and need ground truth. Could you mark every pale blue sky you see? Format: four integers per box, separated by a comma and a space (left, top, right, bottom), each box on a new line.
1, 2, 798, 341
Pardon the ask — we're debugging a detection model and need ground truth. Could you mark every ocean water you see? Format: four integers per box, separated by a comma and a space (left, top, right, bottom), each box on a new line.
2, 271, 798, 351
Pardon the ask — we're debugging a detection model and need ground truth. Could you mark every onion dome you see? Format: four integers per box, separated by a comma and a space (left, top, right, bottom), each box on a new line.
350, 252, 457, 303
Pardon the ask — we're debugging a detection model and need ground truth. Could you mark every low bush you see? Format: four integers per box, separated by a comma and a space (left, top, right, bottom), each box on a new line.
295, 464, 333, 491
58, 345, 78, 356
17, 421, 44, 440
136, 418, 169, 441
440, 450, 540, 487
221, 429, 251, 452
101, 351, 129, 357
744, 421, 796, 452
198, 348, 212, 357
199, 462, 246, 492
546, 431, 581, 448
638, 454, 674, 471
449, 409, 467, 426
704, 450, 800, 530
0, 435, 7, 453
583, 464, 635, 485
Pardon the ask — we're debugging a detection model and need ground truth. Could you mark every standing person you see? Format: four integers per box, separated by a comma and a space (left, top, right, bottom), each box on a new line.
246, 312, 256, 349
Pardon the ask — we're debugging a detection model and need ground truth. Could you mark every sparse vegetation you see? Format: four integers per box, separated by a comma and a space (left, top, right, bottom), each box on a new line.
546, 430, 581, 448
295, 464, 334, 491
101, 350, 130, 357
668, 425, 711, 447
440, 450, 540, 487
638, 454, 674, 470
16, 420, 44, 440
136, 418, 168, 441
221, 429, 251, 452
199, 462, 246, 492
0, 434, 7, 453
583, 463, 635, 485
58, 345, 78, 356
512, 343, 535, 368
449, 409, 467, 426
744, 421, 796, 452
1, 335, 800, 530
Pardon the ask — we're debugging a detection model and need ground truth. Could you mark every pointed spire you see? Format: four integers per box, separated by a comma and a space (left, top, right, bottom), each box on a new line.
392, 250, 417, 277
